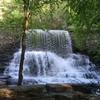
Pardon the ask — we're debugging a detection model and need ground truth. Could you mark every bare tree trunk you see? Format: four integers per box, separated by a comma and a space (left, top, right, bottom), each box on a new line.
17, 0, 30, 85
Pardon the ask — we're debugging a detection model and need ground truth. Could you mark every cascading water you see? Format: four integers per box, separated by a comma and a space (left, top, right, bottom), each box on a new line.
26, 29, 72, 57
4, 29, 100, 85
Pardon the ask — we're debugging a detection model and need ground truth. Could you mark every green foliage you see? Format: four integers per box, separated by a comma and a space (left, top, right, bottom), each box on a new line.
63, 0, 100, 61
0, 0, 100, 64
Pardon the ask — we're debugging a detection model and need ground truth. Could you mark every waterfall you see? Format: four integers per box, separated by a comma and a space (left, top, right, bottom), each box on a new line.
4, 29, 100, 85
26, 29, 72, 57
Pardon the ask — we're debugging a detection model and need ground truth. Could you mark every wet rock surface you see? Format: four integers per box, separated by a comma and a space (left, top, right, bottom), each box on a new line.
0, 75, 11, 85
71, 84, 100, 94
0, 84, 100, 100
45, 84, 73, 93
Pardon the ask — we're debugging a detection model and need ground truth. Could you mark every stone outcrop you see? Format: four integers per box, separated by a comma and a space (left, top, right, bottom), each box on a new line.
0, 35, 19, 72
0, 84, 100, 100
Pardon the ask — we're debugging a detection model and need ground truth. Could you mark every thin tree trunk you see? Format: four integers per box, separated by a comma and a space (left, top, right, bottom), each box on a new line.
17, 0, 30, 85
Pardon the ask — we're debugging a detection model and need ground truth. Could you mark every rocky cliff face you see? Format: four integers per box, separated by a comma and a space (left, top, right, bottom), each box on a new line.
0, 35, 19, 72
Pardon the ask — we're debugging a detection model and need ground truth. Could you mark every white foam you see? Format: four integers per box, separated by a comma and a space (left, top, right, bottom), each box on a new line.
4, 50, 99, 84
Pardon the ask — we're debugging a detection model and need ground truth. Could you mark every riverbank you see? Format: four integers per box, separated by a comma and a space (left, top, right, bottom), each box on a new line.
0, 84, 100, 100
